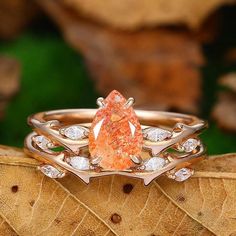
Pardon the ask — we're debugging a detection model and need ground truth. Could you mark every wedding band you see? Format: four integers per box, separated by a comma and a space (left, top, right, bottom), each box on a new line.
24, 90, 207, 185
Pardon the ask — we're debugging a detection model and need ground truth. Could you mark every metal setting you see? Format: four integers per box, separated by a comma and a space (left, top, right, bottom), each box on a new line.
25, 93, 207, 185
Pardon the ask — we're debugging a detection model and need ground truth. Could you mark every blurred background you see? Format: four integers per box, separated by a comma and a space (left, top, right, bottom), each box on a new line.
0, 0, 236, 154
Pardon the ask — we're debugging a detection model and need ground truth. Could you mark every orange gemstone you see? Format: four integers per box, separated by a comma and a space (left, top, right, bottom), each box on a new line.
89, 90, 143, 170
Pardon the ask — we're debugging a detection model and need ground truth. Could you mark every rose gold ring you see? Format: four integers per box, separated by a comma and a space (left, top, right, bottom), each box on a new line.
24, 90, 207, 185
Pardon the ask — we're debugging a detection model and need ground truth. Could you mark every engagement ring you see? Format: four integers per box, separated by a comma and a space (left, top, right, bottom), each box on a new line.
24, 90, 207, 185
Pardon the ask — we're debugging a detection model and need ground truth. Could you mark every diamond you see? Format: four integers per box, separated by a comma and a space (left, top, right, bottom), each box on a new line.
63, 125, 87, 140
67, 156, 90, 170
144, 157, 166, 171
34, 135, 50, 150
89, 90, 143, 170
39, 165, 65, 178
182, 138, 198, 152
174, 168, 193, 181
143, 127, 171, 142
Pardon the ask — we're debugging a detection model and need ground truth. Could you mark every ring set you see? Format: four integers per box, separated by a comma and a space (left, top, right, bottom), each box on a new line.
24, 90, 207, 185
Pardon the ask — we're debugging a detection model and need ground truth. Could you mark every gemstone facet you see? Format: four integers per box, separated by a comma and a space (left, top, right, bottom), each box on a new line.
67, 156, 90, 170
144, 157, 166, 171
62, 125, 88, 140
143, 127, 171, 142
174, 168, 193, 181
89, 90, 143, 170
182, 138, 198, 152
39, 165, 65, 178
34, 135, 50, 150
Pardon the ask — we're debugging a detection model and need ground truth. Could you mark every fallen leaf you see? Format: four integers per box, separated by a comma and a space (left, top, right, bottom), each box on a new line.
224, 48, 236, 64
0, 145, 116, 236
219, 72, 236, 92
0, 0, 39, 39
61, 0, 234, 30
212, 93, 236, 132
0, 57, 21, 119
0, 145, 236, 235
38, 0, 204, 113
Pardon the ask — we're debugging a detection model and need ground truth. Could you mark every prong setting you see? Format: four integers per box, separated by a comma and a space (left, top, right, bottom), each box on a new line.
124, 97, 135, 108
96, 97, 105, 108
25, 90, 207, 185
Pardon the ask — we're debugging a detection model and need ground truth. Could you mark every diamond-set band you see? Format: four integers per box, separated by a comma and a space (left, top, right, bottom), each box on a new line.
24, 90, 207, 185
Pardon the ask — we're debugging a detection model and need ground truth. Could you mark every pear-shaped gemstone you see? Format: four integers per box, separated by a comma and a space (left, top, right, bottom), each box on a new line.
89, 90, 143, 170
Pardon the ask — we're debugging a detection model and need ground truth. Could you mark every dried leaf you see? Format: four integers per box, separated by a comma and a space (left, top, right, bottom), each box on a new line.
0, 57, 21, 119
212, 92, 236, 132
224, 48, 236, 64
0, 0, 38, 39
219, 72, 236, 92
61, 0, 233, 30
0, 146, 116, 236
0, 145, 236, 235
38, 0, 204, 113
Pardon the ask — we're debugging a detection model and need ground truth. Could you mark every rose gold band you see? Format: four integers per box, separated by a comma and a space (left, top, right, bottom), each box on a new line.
29, 109, 205, 127
25, 108, 207, 185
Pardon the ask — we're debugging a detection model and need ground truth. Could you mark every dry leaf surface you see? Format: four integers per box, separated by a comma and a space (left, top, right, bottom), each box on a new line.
0, 0, 38, 39
0, 57, 21, 119
212, 92, 236, 132
212, 73, 236, 132
38, 0, 204, 113
0, 145, 236, 235
62, 0, 234, 30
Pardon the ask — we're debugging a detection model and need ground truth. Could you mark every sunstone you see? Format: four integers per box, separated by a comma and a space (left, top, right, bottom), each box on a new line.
89, 90, 143, 170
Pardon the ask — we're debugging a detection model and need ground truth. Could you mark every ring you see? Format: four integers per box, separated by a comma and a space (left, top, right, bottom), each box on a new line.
24, 90, 207, 185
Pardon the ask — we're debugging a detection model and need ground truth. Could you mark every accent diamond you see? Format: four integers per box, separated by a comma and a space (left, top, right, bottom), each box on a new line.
67, 156, 90, 170
34, 135, 50, 150
144, 157, 166, 171
89, 90, 143, 170
182, 138, 198, 152
39, 165, 65, 178
174, 168, 193, 181
63, 125, 87, 140
143, 127, 171, 142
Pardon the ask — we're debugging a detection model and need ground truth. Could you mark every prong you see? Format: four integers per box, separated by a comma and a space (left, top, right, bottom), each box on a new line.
124, 97, 135, 108
96, 97, 105, 108
59, 128, 65, 135
131, 155, 142, 165
90, 156, 101, 165
83, 129, 89, 137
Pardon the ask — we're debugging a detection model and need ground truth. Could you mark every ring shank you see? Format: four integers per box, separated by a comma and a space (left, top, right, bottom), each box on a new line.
29, 109, 206, 128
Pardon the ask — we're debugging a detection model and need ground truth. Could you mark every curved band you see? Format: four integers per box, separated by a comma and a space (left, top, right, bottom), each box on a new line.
24, 108, 207, 185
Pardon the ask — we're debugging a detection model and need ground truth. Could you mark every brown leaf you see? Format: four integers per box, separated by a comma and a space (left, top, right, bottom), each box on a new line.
0, 57, 21, 119
212, 92, 236, 132
61, 0, 233, 30
0, 0, 39, 39
0, 145, 116, 236
219, 72, 236, 92
38, 0, 204, 113
1, 145, 236, 235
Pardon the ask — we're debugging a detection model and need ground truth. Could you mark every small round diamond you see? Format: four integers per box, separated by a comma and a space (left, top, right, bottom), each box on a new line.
144, 157, 166, 171
174, 168, 193, 181
67, 156, 90, 170
182, 138, 199, 152
39, 165, 65, 178
63, 126, 87, 140
143, 128, 171, 142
